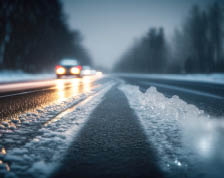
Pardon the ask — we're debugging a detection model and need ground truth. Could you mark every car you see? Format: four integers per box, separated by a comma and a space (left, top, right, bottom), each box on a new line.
81, 66, 96, 76
56, 58, 82, 79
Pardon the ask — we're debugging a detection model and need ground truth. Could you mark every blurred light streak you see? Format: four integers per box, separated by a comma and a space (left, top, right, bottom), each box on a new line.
5, 163, 10, 171
96, 71, 102, 77
71, 78, 81, 95
56, 79, 65, 102
83, 76, 91, 93
1, 147, 6, 155
197, 131, 215, 159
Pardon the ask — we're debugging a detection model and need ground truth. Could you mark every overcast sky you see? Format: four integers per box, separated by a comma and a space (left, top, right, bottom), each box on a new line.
63, 0, 216, 69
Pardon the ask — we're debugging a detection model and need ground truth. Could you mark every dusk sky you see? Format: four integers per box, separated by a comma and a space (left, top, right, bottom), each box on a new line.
63, 0, 216, 69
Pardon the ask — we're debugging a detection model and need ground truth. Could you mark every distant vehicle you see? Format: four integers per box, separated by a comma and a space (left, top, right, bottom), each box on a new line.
56, 58, 82, 79
81, 66, 96, 76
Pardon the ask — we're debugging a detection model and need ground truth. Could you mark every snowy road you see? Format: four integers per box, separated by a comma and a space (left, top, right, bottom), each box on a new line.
0, 74, 224, 178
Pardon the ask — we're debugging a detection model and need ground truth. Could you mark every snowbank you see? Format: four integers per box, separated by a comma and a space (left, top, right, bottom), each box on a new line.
0, 70, 54, 83
119, 84, 224, 178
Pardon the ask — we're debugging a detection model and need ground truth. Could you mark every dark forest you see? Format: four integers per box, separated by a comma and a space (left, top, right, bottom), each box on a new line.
0, 0, 92, 73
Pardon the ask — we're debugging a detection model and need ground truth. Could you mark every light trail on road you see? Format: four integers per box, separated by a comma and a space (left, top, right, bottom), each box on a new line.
0, 76, 100, 120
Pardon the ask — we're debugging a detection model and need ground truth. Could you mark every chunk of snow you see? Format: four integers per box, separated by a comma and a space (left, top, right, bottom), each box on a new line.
119, 84, 224, 177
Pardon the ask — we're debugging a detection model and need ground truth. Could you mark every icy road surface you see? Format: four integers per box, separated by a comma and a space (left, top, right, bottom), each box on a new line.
0, 74, 224, 178
0, 75, 115, 177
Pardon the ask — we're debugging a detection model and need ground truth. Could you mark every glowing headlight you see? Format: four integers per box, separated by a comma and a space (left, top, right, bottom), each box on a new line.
56, 67, 66, 74
70, 67, 80, 74
96, 71, 102, 76
83, 70, 91, 75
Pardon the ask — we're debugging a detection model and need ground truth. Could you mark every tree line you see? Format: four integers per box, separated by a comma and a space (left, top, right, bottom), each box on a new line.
114, 27, 168, 73
114, 2, 224, 74
0, 0, 92, 73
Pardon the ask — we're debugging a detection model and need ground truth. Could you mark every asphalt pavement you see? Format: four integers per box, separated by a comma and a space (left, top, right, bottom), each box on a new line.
51, 87, 164, 178
1, 74, 224, 178
0, 76, 101, 120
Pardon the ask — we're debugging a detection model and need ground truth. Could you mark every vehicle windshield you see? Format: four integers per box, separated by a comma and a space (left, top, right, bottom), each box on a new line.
60, 59, 78, 66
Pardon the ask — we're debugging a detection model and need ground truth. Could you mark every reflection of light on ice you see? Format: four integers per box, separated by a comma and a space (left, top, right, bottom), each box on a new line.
195, 121, 214, 158
71, 78, 81, 95
96, 71, 102, 77
183, 117, 222, 159
198, 136, 213, 157
56, 80, 65, 102
83, 76, 91, 92
0, 147, 10, 172
174, 159, 182, 167
5, 163, 10, 171
0, 160, 10, 172
56, 79, 65, 90
1, 147, 6, 155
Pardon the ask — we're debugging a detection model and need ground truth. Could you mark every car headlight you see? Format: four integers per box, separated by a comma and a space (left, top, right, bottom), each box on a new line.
70, 67, 80, 74
56, 66, 66, 74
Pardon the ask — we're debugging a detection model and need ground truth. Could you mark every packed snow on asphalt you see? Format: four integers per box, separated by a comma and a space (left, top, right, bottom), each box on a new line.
119, 84, 224, 178
0, 74, 224, 178
0, 78, 115, 178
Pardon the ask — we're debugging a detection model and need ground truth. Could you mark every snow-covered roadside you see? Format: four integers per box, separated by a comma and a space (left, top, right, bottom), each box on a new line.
0, 70, 54, 83
0, 80, 115, 178
116, 73, 224, 84
119, 84, 224, 178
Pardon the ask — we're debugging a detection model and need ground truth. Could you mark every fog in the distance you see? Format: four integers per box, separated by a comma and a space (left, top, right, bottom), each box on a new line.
63, 0, 216, 70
